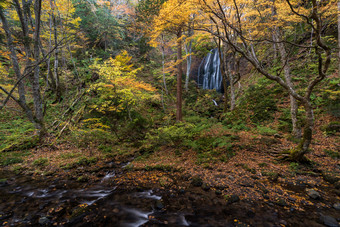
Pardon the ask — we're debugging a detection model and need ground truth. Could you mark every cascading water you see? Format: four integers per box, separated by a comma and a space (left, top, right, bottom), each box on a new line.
197, 48, 225, 93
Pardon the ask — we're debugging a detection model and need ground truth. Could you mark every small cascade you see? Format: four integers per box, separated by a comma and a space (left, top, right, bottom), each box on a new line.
197, 48, 225, 93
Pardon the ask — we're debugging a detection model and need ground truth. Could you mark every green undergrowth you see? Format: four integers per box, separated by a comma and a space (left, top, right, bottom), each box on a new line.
0, 150, 31, 166
0, 110, 37, 152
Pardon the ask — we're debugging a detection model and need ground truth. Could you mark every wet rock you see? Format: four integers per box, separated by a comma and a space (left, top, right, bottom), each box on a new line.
0, 179, 8, 186
306, 189, 321, 200
38, 216, 50, 225
323, 173, 339, 184
0, 212, 12, 221
226, 194, 240, 204
191, 177, 203, 187
333, 203, 340, 210
275, 198, 287, 206
201, 183, 210, 191
319, 214, 339, 227
155, 200, 164, 210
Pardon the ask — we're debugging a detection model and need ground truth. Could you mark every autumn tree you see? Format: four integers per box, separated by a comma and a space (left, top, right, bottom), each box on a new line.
0, 0, 82, 137
0, 0, 46, 136
150, 0, 196, 121
195, 0, 335, 161
87, 51, 157, 137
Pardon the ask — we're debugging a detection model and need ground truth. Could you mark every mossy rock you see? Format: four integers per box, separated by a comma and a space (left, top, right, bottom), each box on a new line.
70, 204, 90, 219
76, 175, 89, 182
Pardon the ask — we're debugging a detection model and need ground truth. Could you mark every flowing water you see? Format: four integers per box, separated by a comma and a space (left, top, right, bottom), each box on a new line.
197, 49, 224, 93
0, 170, 196, 227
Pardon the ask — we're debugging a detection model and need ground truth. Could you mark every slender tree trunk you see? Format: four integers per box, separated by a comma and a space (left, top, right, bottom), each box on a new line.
52, 11, 62, 102
274, 30, 301, 138
227, 61, 236, 111
161, 35, 168, 95
218, 44, 228, 113
32, 0, 45, 135
184, 39, 192, 91
176, 29, 183, 122
0, 7, 35, 124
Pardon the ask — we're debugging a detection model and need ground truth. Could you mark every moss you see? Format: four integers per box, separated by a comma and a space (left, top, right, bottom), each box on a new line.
33, 158, 49, 167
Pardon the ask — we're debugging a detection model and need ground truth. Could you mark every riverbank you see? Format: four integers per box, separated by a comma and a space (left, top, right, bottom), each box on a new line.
1, 129, 339, 227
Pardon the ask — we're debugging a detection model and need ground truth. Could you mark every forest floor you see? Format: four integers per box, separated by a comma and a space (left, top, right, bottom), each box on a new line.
1, 113, 339, 226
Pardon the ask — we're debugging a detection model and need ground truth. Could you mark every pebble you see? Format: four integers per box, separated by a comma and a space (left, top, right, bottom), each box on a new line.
38, 217, 50, 225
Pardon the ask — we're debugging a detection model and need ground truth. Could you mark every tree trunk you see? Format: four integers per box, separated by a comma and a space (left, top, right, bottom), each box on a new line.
218, 44, 228, 113
290, 100, 314, 161
274, 30, 301, 138
0, 7, 35, 124
52, 11, 62, 102
184, 39, 192, 91
161, 35, 168, 95
32, 0, 45, 136
227, 61, 236, 111
176, 29, 183, 122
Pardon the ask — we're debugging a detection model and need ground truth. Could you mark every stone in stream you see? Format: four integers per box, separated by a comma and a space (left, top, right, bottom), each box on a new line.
306, 189, 321, 200
155, 200, 164, 210
38, 216, 50, 225
333, 203, 340, 210
319, 214, 340, 227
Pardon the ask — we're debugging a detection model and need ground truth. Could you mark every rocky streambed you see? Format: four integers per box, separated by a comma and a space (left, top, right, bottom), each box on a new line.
0, 164, 339, 227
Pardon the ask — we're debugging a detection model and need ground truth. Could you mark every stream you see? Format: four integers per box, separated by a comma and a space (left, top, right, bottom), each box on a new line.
1, 166, 338, 227
0, 169, 196, 227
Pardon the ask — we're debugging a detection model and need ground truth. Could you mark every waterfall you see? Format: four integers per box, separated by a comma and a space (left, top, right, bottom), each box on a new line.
197, 48, 226, 93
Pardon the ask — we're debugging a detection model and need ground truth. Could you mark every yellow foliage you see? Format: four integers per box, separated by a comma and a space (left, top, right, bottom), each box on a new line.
88, 51, 157, 114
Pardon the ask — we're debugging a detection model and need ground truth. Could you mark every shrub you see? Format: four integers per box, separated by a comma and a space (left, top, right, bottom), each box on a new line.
144, 122, 197, 149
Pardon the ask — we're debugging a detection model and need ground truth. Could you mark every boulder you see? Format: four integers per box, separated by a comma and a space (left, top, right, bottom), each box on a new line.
306, 189, 321, 200
319, 214, 339, 227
